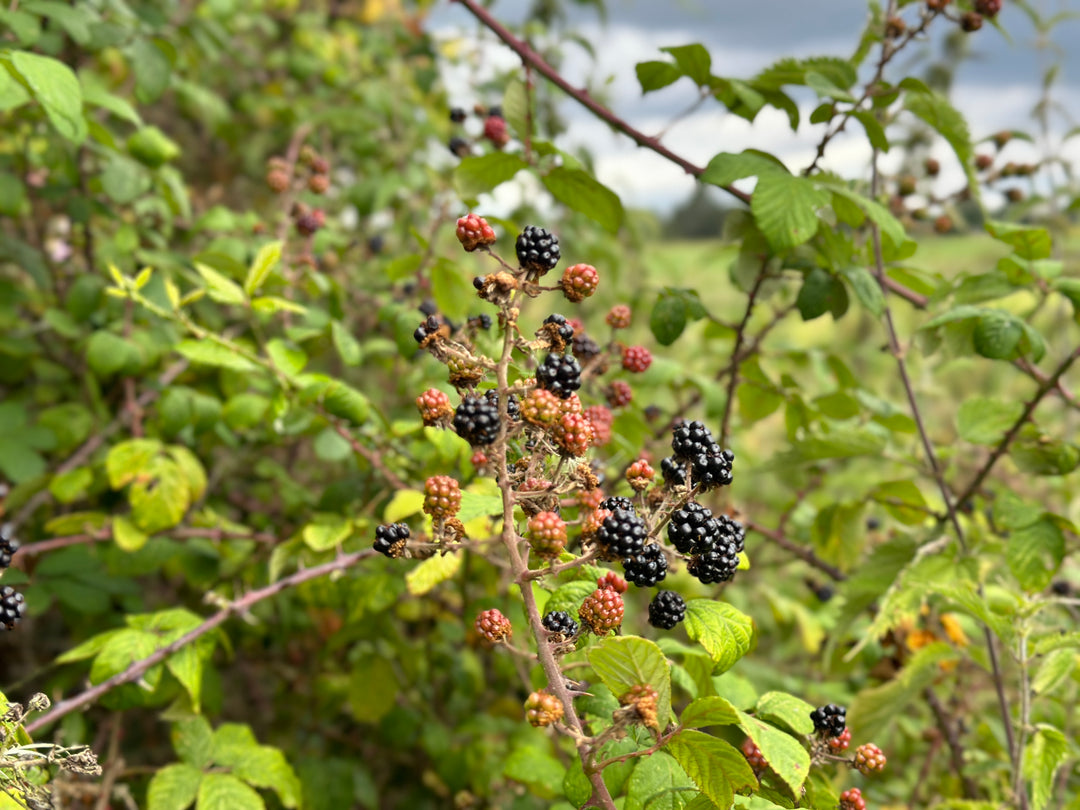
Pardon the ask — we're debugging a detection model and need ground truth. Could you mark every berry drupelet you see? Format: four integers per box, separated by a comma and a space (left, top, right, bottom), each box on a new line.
648, 590, 686, 630
595, 509, 648, 560
622, 543, 668, 587
0, 586, 25, 631
453, 395, 501, 446
536, 353, 582, 399
374, 523, 410, 558
810, 704, 847, 737
541, 610, 579, 640
515, 226, 561, 277
742, 737, 768, 776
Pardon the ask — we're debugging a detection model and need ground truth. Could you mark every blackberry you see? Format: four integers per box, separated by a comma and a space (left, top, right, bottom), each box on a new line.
515, 225, 561, 277
621, 345, 652, 374
606, 305, 631, 329
595, 509, 648, 560
670, 420, 734, 490
483, 389, 520, 420
543, 313, 574, 342
839, 788, 866, 810
0, 524, 17, 569
542, 610, 579, 639
475, 608, 512, 644
419, 299, 438, 317
0, 585, 26, 630
456, 213, 497, 252
413, 315, 441, 344
561, 263, 600, 302
810, 704, 847, 737
742, 737, 768, 776
374, 522, 410, 558
626, 459, 655, 491
854, 743, 887, 775
599, 496, 635, 513
828, 728, 852, 751
672, 420, 715, 460
368, 234, 385, 254
605, 380, 633, 408
525, 690, 563, 727
578, 587, 624, 635
572, 333, 601, 362
686, 537, 740, 585
552, 412, 594, 457
536, 353, 582, 399
974, 0, 1001, 16
597, 570, 629, 593
667, 502, 717, 554
648, 590, 686, 630
528, 511, 568, 559
487, 105, 503, 118
619, 684, 660, 731
453, 395, 501, 446
717, 514, 745, 552
450, 106, 467, 123
585, 405, 613, 446
622, 543, 668, 587
471, 313, 493, 330
423, 475, 462, 519
448, 136, 470, 158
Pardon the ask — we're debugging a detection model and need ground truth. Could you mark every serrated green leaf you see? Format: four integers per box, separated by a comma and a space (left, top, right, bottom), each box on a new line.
542, 167, 623, 233
130, 457, 190, 534
956, 397, 1023, 445
1008, 519, 1065, 592
212, 726, 301, 808
106, 438, 162, 488
113, 515, 148, 552
754, 692, 815, 736
589, 636, 672, 730
147, 763, 202, 810
752, 173, 829, 252
636, 60, 682, 93
330, 320, 361, 365
197, 773, 264, 810
405, 552, 462, 595
680, 696, 739, 729
848, 642, 958, 735
839, 266, 884, 316
736, 709, 810, 795
623, 751, 696, 810
1031, 649, 1075, 697
502, 745, 563, 799
868, 480, 929, 526
166, 644, 204, 712
666, 730, 756, 809
300, 377, 369, 425
456, 489, 503, 523
302, 520, 351, 551
904, 86, 977, 199
454, 152, 528, 198
683, 600, 753, 673
985, 220, 1052, 260
1010, 426, 1080, 476
545, 580, 596, 616
501, 77, 528, 139
660, 44, 712, 86
194, 263, 245, 305
383, 489, 424, 523
1023, 726, 1068, 810
700, 150, 786, 187
8, 51, 86, 142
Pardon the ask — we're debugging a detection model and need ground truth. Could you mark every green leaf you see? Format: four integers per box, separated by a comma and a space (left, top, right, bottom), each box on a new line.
1010, 426, 1080, 476
1031, 649, 1075, 697
195, 263, 245, 305
7, 51, 86, 142
545, 580, 596, 616
754, 692, 815, 736
957, 397, 1023, 445
666, 730, 757, 809
456, 489, 503, 523
129, 457, 190, 534
212, 726, 301, 808
196, 773, 264, 810
700, 150, 786, 187
166, 644, 204, 712
299, 377, 370, 425
87, 331, 142, 377
130, 38, 171, 103
651, 290, 689, 346
49, 466, 93, 504
502, 745, 564, 799
868, 480, 929, 526
330, 321, 361, 365
1023, 726, 1068, 810
347, 656, 398, 724
736, 709, 810, 795
796, 268, 849, 320
405, 552, 462, 596
679, 696, 739, 729
682, 600, 753, 673
106, 439, 162, 488
1007, 518, 1065, 592
636, 60, 682, 93
752, 173, 829, 252
985, 220, 1052, 260
904, 85, 977, 198
454, 152, 528, 198
382, 489, 425, 523
623, 751, 696, 810
501, 77, 528, 139
839, 266, 884, 317
148, 763, 203, 810
302, 520, 351, 551
127, 126, 180, 167
113, 515, 149, 552
244, 241, 283, 296
853, 110, 889, 152
589, 636, 672, 730
266, 339, 306, 377
176, 340, 260, 373
848, 642, 958, 735
541, 167, 624, 233
660, 44, 712, 86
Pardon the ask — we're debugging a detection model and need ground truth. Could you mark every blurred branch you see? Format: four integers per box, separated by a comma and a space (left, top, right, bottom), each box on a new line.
743, 519, 846, 582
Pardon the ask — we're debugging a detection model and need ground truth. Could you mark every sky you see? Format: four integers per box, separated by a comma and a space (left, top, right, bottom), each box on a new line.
427, 0, 1080, 213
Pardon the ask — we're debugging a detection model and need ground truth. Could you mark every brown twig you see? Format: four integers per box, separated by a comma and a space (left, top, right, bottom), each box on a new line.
925, 687, 979, 799
743, 519, 846, 582
25, 549, 377, 734
16, 526, 280, 558
327, 417, 409, 491
719, 262, 769, 447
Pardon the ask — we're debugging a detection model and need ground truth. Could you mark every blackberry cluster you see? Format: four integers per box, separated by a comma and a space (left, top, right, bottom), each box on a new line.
453, 395, 501, 446
648, 590, 686, 629
670, 421, 734, 489
0, 524, 17, 569
483, 389, 520, 420
541, 610, 579, 639
0, 586, 26, 631
599, 496, 635, 513
595, 509, 647, 560
515, 225, 560, 276
621, 543, 668, 587
716, 514, 746, 553
686, 537, 740, 585
413, 315, 442, 344
660, 456, 687, 487
667, 502, 718, 554
543, 313, 574, 342
536, 353, 582, 399
374, 523, 410, 557
810, 704, 847, 737
470, 313, 493, 330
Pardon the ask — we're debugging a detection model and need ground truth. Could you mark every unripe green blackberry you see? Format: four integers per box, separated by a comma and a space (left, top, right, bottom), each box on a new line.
596, 509, 647, 560
521, 389, 562, 427
578, 587, 624, 635
0, 585, 25, 630
561, 263, 600, 302
453, 395, 501, 446
524, 690, 563, 727
839, 788, 866, 810
456, 213, 497, 251
606, 305, 631, 329
528, 511, 568, 559
475, 608, 512, 644
541, 610, 579, 640
416, 388, 453, 426
424, 475, 462, 519
619, 683, 660, 731
854, 743, 887, 775
536, 353, 582, 399
648, 590, 686, 630
597, 570, 628, 593
605, 380, 633, 409
374, 523, 410, 558
552, 412, 594, 457
515, 225, 560, 277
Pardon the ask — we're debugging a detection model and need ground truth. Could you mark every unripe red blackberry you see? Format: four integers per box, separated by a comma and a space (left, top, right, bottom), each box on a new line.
585, 405, 614, 446
925, 0, 951, 9
854, 743, 887, 775
828, 727, 852, 751
648, 590, 686, 630
885, 15, 906, 38
934, 214, 953, 234
960, 11, 983, 31
606, 304, 631, 329
424, 475, 462, 519
416, 388, 453, 426
597, 570, 629, 594
619, 684, 660, 731
521, 389, 562, 427
974, 0, 1001, 17
456, 213, 497, 252
559, 392, 584, 416
553, 412, 594, 457
296, 209, 325, 236
626, 459, 655, 491
622, 345, 652, 373
308, 173, 330, 194
741, 737, 768, 776
475, 608, 512, 644
528, 511, 568, 559
975, 153, 994, 171
524, 690, 563, 727
839, 788, 866, 810
578, 488, 604, 511
483, 114, 510, 148
1006, 188, 1024, 203
516, 225, 561, 277
470, 450, 488, 467
266, 168, 291, 192
581, 507, 612, 540
561, 263, 600, 302
993, 130, 1013, 149
924, 157, 940, 176
605, 380, 633, 409
578, 587, 624, 635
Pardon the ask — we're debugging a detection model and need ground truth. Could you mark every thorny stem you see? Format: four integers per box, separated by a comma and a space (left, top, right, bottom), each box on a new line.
25, 550, 378, 735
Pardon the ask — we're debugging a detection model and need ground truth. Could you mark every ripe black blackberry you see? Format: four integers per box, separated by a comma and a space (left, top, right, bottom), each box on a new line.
810, 704, 847, 737
515, 225, 561, 277
374, 523, 410, 557
483, 389, 520, 420
667, 502, 719, 554
543, 313, 574, 342
686, 537, 740, 584
622, 543, 668, 587
536, 352, 582, 399
690, 448, 734, 489
648, 590, 687, 630
448, 136, 470, 158
671, 420, 715, 460
470, 313, 492, 330
0, 585, 26, 631
595, 509, 647, 560
572, 333, 601, 361
542, 610, 579, 639
453, 395, 502, 446
0, 524, 17, 569
716, 513, 746, 552
660, 456, 687, 487
449, 107, 467, 123
599, 496, 635, 513
413, 315, 441, 343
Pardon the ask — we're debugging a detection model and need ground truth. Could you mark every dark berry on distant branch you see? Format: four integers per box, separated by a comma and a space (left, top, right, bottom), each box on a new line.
0, 585, 26, 631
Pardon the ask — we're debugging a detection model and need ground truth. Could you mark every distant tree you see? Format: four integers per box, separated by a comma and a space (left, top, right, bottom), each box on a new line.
663, 185, 731, 239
